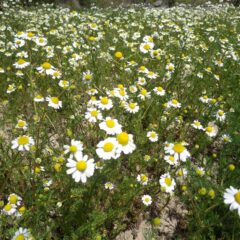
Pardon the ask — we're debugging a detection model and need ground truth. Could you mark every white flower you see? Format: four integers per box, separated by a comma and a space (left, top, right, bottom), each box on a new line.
147, 131, 158, 142
191, 120, 204, 130
116, 132, 136, 154
85, 107, 103, 123
66, 152, 95, 183
2, 203, 17, 215
167, 99, 181, 108
224, 186, 240, 216
159, 173, 176, 193
83, 70, 93, 84
114, 88, 129, 101
137, 77, 147, 86
137, 174, 149, 185
46, 96, 62, 109
164, 155, 179, 166
8, 193, 22, 206
14, 38, 25, 48
142, 195, 152, 206
99, 117, 122, 135
59, 80, 69, 88
164, 142, 190, 162
13, 59, 30, 69
205, 122, 218, 137
11, 135, 35, 151
98, 97, 113, 110
35, 37, 48, 46
34, 94, 45, 102
216, 110, 226, 122
16, 120, 28, 131
138, 88, 151, 100
146, 71, 158, 79
221, 134, 232, 143
166, 63, 175, 72
12, 227, 31, 240
153, 86, 165, 96
105, 182, 114, 190
64, 139, 83, 158
140, 42, 154, 53
96, 137, 120, 160
124, 101, 140, 114
37, 62, 55, 75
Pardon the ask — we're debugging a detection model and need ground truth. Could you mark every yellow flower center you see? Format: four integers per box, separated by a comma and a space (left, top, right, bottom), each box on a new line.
42, 62, 52, 70
106, 119, 115, 128
27, 32, 34, 37
234, 191, 240, 204
103, 142, 114, 152
129, 103, 136, 109
9, 195, 18, 204
150, 132, 156, 138
143, 44, 150, 50
115, 51, 123, 59
18, 121, 25, 128
206, 126, 213, 133
18, 136, 29, 145
172, 99, 178, 105
169, 156, 175, 162
69, 145, 77, 153
53, 72, 60, 77
51, 97, 59, 104
101, 97, 109, 105
117, 132, 129, 146
119, 89, 125, 96
4, 204, 12, 212
157, 87, 163, 91
145, 197, 150, 203
218, 110, 224, 116
141, 89, 147, 95
17, 59, 26, 65
195, 121, 201, 126
173, 143, 185, 154
16, 234, 25, 240
168, 65, 174, 71
85, 74, 92, 80
139, 66, 146, 71
39, 38, 45, 43
91, 110, 98, 117
76, 160, 87, 172
141, 175, 147, 182
165, 177, 172, 186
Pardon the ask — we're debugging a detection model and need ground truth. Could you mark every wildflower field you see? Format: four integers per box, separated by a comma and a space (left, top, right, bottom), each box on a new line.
0, 1, 240, 239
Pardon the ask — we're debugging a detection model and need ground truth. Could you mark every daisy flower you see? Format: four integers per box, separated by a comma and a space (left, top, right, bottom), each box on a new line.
12, 227, 31, 240
105, 182, 114, 190
137, 77, 147, 86
159, 173, 176, 193
216, 109, 226, 122
13, 59, 30, 69
224, 186, 240, 216
167, 99, 181, 108
46, 96, 62, 109
191, 120, 204, 130
35, 37, 48, 46
98, 97, 113, 110
2, 203, 17, 215
37, 62, 55, 75
99, 117, 122, 135
166, 63, 175, 72
116, 132, 136, 154
205, 122, 218, 137
82, 70, 93, 84
142, 195, 152, 206
153, 86, 166, 96
164, 142, 190, 162
114, 88, 129, 101
34, 94, 44, 102
58, 80, 69, 88
14, 38, 25, 48
138, 88, 151, 100
139, 42, 154, 53
147, 131, 158, 142
146, 71, 158, 79
221, 134, 232, 143
66, 152, 95, 183
137, 174, 149, 185
124, 101, 140, 114
64, 139, 83, 158
164, 155, 179, 166
12, 135, 35, 151
85, 107, 103, 123
16, 120, 28, 131
8, 193, 22, 206
52, 70, 62, 79
96, 137, 120, 160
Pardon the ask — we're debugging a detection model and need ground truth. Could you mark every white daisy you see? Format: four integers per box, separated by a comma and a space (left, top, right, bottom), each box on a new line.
164, 142, 190, 162
139, 42, 154, 53
8, 193, 22, 206
137, 174, 149, 185
191, 120, 204, 130
205, 122, 218, 137
116, 132, 136, 154
46, 96, 62, 109
142, 195, 152, 206
37, 62, 55, 75
11, 135, 35, 151
2, 203, 17, 215
159, 173, 176, 193
12, 227, 31, 240
105, 182, 114, 190
98, 97, 113, 110
96, 137, 120, 160
124, 101, 140, 114
216, 110, 226, 122
66, 152, 95, 183
224, 186, 240, 216
147, 131, 158, 142
164, 155, 179, 166
64, 139, 83, 158
16, 120, 28, 131
167, 99, 181, 108
153, 86, 166, 96
85, 107, 103, 123
99, 117, 122, 135
34, 94, 45, 102
13, 59, 30, 69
